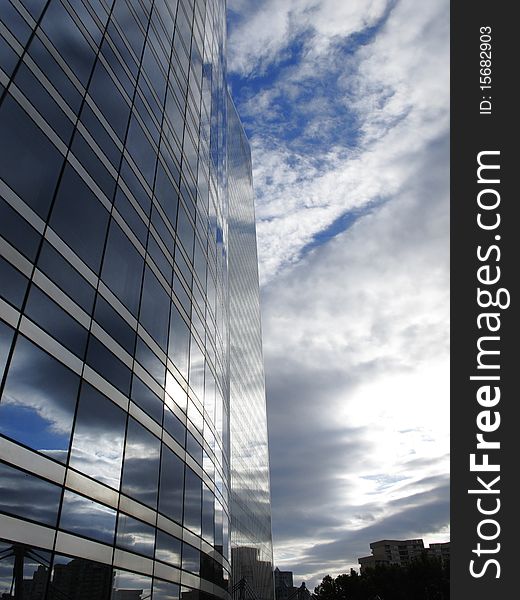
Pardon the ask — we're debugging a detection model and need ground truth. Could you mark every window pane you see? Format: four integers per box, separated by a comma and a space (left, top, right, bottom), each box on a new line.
176, 204, 194, 258
183, 467, 201, 535
69, 384, 127, 488
181, 544, 200, 575
114, 187, 148, 246
168, 304, 190, 378
86, 337, 132, 395
126, 115, 157, 187
18, 546, 51, 600
121, 418, 160, 508
94, 295, 136, 355
71, 130, 116, 199
0, 336, 79, 462
0, 35, 18, 81
0, 95, 63, 219
116, 513, 155, 557
27, 36, 83, 112
112, 570, 151, 600
0, 320, 15, 383
163, 406, 186, 447
101, 221, 144, 316
153, 579, 180, 600
131, 376, 163, 424
188, 339, 204, 403
0, 198, 41, 261
0, 461, 61, 526
1, 2, 32, 45
154, 162, 179, 227
158, 444, 184, 523
139, 267, 170, 351
89, 61, 131, 140
37, 241, 96, 313
201, 484, 215, 545
155, 529, 181, 566
187, 431, 202, 465
51, 554, 112, 600
14, 62, 74, 145
59, 490, 117, 545
50, 166, 110, 274
40, 0, 96, 85
120, 159, 150, 214
0, 257, 28, 309
165, 370, 187, 413
135, 337, 166, 387
25, 285, 89, 359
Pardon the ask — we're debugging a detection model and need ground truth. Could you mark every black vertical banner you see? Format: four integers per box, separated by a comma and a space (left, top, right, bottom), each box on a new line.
451, 1, 517, 598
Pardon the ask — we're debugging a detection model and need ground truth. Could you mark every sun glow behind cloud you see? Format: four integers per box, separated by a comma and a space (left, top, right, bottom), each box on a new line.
227, 0, 449, 587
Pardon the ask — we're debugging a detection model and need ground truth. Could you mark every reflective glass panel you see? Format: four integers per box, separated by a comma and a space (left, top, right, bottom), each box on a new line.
101, 221, 145, 316
50, 166, 110, 274
183, 467, 201, 535
116, 513, 155, 558
168, 304, 190, 378
0, 197, 41, 262
139, 267, 170, 351
121, 417, 160, 508
69, 383, 127, 488
158, 444, 184, 523
0, 335, 79, 462
25, 285, 89, 358
0, 320, 15, 383
37, 241, 96, 313
86, 337, 132, 395
0, 257, 29, 309
94, 295, 137, 356
155, 529, 181, 567
40, 0, 96, 85
112, 570, 152, 600
181, 544, 200, 575
201, 484, 215, 545
153, 579, 180, 600
0, 461, 61, 526
163, 406, 186, 446
51, 554, 113, 600
135, 337, 166, 387
59, 489, 117, 545
0, 95, 63, 219
131, 375, 163, 424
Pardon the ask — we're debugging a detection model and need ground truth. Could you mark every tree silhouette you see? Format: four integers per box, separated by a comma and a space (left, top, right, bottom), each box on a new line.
313, 556, 449, 600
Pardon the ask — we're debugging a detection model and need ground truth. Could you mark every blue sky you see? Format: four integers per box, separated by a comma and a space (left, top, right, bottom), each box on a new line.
227, 0, 449, 588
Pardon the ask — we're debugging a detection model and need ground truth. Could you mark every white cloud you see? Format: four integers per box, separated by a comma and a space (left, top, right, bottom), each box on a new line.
261, 132, 449, 583
228, 0, 450, 587
231, 0, 449, 284
228, 0, 389, 76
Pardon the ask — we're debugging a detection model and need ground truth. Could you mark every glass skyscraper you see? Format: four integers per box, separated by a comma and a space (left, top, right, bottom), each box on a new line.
227, 94, 274, 600
0, 2, 273, 600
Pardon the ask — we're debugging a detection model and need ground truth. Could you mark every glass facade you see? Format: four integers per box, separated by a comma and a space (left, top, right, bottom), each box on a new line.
227, 94, 274, 600
0, 0, 232, 598
0, 2, 274, 600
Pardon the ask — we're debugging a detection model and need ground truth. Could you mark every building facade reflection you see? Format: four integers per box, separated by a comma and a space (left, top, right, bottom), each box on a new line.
227, 96, 274, 600
0, 1, 272, 599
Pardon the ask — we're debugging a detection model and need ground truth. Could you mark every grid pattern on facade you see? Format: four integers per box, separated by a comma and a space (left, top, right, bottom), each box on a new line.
227, 93, 274, 600
0, 1, 233, 599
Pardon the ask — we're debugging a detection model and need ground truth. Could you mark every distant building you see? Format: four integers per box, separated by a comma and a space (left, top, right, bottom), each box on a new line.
358, 539, 450, 572
273, 570, 310, 600
292, 582, 311, 600
274, 568, 294, 600
358, 539, 425, 571
427, 542, 450, 564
